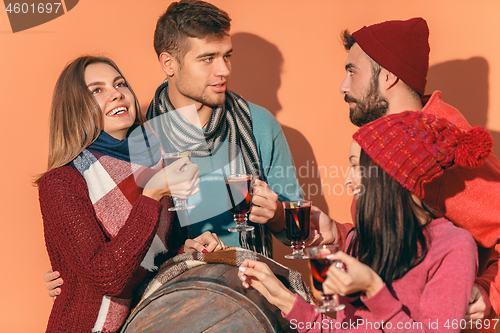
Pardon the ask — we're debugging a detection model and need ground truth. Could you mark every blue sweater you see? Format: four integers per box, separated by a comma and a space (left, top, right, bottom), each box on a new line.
180, 102, 302, 247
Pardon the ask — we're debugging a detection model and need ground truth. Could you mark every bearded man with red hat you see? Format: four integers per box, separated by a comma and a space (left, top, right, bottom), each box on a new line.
315, 17, 500, 324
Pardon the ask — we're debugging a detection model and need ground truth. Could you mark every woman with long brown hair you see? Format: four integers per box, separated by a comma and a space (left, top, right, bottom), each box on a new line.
237, 111, 492, 332
36, 55, 221, 332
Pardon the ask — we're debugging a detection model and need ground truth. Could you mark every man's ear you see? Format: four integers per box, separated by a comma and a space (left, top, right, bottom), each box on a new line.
380, 69, 399, 91
159, 52, 176, 77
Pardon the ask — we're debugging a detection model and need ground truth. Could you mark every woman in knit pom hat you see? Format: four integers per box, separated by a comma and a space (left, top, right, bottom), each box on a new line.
237, 111, 492, 332
337, 17, 500, 321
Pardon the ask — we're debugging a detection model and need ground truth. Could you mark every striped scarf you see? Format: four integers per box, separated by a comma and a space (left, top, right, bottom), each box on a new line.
146, 80, 273, 257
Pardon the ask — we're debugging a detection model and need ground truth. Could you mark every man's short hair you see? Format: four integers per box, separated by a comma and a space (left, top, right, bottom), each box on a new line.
154, 0, 231, 60
341, 29, 356, 51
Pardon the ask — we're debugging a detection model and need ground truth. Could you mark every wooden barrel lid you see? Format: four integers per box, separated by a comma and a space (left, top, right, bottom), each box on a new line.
121, 264, 296, 332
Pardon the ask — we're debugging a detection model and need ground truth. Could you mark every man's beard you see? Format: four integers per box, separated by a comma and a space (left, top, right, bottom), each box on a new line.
192, 93, 226, 108
346, 81, 389, 127
175, 75, 227, 108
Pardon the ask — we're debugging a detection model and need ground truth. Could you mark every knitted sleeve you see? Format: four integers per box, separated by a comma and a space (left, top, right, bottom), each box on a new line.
284, 294, 333, 332
333, 198, 355, 252
336, 221, 354, 252
283, 223, 477, 333
361, 228, 477, 333
39, 166, 162, 296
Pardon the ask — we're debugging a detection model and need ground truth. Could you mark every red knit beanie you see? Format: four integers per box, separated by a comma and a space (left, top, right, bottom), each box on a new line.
353, 111, 493, 198
352, 17, 430, 96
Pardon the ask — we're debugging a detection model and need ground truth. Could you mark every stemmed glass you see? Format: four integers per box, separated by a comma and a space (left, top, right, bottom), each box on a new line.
224, 174, 255, 232
162, 151, 196, 212
283, 200, 311, 259
306, 245, 346, 313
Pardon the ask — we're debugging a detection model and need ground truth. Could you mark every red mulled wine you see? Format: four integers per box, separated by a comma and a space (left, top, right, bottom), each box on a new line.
285, 206, 311, 242
225, 177, 252, 215
305, 245, 345, 312
309, 258, 333, 291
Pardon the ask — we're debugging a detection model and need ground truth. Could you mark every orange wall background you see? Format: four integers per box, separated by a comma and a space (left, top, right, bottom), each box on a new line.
1, 1, 500, 331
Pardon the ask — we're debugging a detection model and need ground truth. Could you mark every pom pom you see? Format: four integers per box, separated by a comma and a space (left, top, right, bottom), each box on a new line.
455, 126, 493, 168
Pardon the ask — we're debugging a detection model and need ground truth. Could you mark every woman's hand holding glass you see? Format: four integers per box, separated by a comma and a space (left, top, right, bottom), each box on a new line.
306, 205, 338, 247
238, 259, 297, 315
142, 156, 200, 202
323, 251, 384, 299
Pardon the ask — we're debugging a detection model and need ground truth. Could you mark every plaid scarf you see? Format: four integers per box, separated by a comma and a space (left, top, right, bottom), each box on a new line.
121, 247, 314, 331
146, 80, 273, 258
71, 129, 175, 333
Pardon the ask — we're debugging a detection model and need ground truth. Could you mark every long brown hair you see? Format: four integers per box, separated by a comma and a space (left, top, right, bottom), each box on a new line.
349, 149, 436, 285
34, 56, 146, 185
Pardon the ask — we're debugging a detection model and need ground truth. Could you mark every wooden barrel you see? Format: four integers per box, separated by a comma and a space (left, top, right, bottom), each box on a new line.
121, 263, 296, 333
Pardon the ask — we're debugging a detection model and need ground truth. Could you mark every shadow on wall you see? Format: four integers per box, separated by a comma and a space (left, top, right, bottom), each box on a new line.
427, 57, 500, 157
230, 32, 329, 214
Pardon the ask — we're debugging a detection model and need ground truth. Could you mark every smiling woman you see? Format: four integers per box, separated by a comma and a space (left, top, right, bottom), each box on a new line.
238, 111, 489, 333
84, 62, 138, 140
34, 56, 206, 333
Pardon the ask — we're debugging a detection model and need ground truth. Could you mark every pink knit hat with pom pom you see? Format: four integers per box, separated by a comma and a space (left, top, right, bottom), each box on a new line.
353, 111, 493, 198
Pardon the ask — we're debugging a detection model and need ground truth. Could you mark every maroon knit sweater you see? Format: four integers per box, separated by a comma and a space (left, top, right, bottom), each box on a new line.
39, 166, 162, 332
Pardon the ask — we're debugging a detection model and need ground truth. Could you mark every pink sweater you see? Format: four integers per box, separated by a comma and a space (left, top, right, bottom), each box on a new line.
284, 218, 478, 332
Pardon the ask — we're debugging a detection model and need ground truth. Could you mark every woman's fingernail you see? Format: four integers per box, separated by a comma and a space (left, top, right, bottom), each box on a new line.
239, 266, 246, 273
201, 248, 208, 254
239, 275, 246, 281
327, 254, 336, 260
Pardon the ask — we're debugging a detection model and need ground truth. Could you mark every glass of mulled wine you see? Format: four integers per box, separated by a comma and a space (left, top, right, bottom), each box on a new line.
162, 151, 196, 212
306, 244, 346, 313
224, 174, 255, 232
283, 200, 311, 259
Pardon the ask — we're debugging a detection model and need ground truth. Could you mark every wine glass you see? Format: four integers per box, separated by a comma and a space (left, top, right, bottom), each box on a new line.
224, 174, 255, 232
162, 151, 196, 212
283, 200, 311, 259
306, 244, 346, 313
